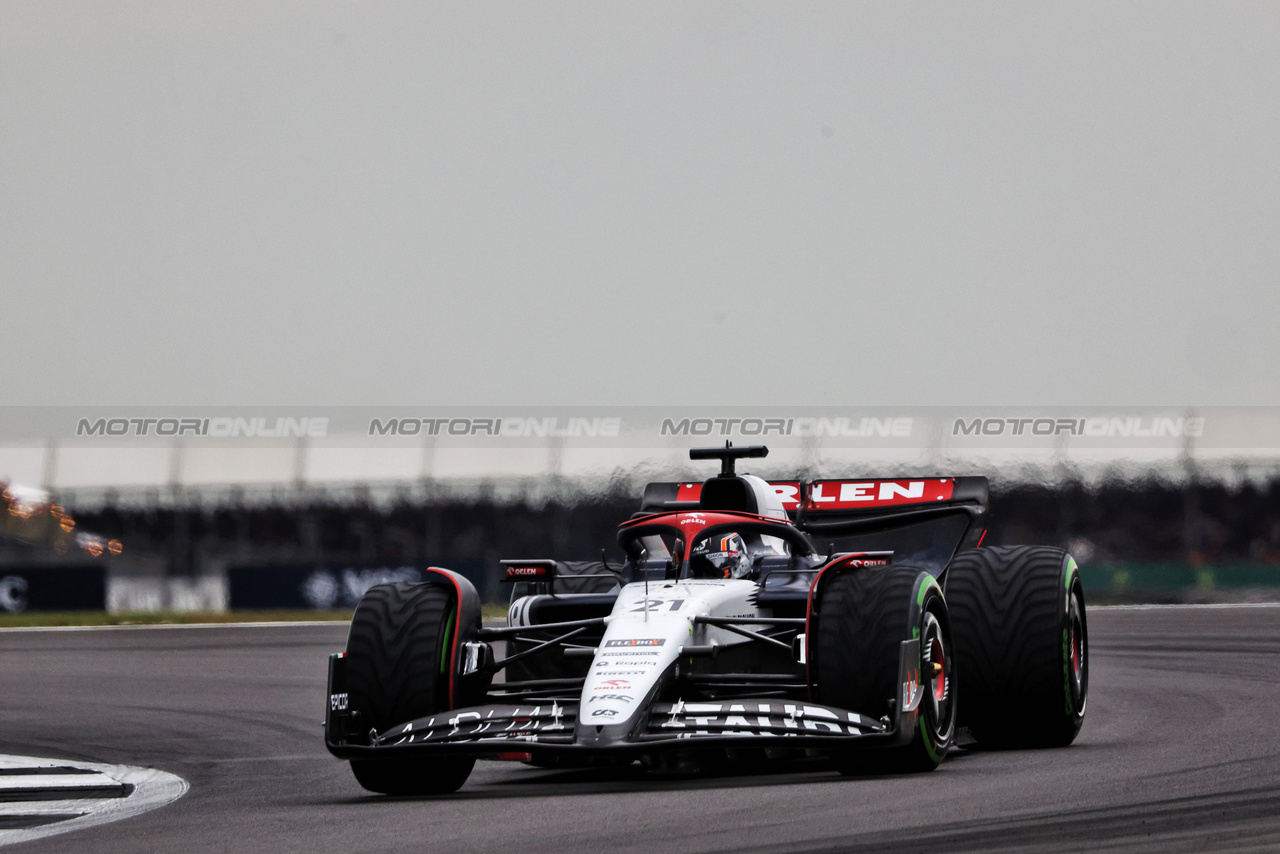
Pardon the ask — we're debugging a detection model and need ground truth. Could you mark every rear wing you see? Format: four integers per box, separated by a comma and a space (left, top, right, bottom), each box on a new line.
640, 477, 989, 552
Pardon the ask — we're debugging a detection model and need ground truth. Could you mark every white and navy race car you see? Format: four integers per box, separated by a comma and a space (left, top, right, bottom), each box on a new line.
325, 444, 1088, 795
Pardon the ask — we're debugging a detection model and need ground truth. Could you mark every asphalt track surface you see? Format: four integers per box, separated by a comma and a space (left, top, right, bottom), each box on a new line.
3, 606, 1280, 853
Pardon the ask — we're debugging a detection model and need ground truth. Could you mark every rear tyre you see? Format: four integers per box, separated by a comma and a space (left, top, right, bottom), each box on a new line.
946, 546, 1087, 748
812, 566, 956, 774
345, 580, 476, 794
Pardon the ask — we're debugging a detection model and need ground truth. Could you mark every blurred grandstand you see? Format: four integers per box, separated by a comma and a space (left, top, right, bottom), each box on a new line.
11, 475, 1279, 575
0, 472, 1276, 611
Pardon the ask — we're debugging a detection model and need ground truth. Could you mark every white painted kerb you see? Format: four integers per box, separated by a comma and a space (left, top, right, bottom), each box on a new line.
0, 754, 187, 847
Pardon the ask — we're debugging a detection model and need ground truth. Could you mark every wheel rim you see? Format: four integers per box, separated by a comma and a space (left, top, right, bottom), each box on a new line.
930, 637, 947, 702
1067, 589, 1087, 710
920, 610, 954, 741
1070, 622, 1081, 681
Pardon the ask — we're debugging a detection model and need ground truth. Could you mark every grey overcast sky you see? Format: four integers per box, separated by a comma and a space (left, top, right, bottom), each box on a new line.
2, 2, 1277, 407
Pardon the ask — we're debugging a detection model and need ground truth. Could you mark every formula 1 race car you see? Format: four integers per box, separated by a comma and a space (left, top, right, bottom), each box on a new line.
325, 444, 1088, 794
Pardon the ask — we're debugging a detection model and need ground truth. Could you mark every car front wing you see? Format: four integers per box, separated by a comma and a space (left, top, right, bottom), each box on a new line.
326, 639, 924, 760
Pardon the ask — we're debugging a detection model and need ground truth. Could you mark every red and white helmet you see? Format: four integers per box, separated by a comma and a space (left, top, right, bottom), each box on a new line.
690, 532, 753, 579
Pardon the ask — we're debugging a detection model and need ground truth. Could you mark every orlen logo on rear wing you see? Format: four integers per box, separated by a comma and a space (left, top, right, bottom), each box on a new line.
803, 479, 955, 510
671, 480, 954, 512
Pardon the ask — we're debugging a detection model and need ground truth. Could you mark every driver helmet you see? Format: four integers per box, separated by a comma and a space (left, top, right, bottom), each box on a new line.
690, 532, 753, 579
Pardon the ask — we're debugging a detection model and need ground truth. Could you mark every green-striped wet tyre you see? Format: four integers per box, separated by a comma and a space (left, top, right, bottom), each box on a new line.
345, 580, 476, 794
946, 546, 1087, 748
813, 566, 957, 774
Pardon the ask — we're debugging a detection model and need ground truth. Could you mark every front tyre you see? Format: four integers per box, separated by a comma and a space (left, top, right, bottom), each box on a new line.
344, 579, 478, 794
812, 566, 956, 774
350, 756, 474, 797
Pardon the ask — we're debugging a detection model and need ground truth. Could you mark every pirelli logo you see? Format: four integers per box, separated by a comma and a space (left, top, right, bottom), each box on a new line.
604, 638, 665, 648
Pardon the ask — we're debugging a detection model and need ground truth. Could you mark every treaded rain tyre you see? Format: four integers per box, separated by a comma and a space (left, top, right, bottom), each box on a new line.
813, 566, 956, 774
946, 546, 1087, 748
345, 580, 476, 795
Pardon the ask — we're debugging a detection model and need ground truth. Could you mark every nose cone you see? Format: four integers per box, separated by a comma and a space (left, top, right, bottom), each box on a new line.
575, 604, 689, 745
